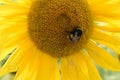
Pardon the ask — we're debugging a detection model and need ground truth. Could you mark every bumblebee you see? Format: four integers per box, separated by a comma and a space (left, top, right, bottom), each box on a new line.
68, 27, 82, 43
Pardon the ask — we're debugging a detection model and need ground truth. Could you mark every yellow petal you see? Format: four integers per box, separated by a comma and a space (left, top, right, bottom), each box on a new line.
91, 29, 120, 45
14, 48, 60, 80
14, 46, 37, 80
0, 0, 32, 8
94, 16, 120, 32
94, 20, 120, 32
89, 0, 120, 18
0, 32, 28, 61
0, 18, 28, 60
1, 32, 27, 48
61, 52, 89, 80
0, 46, 16, 61
88, 0, 109, 6
0, 16, 27, 30
0, 4, 28, 17
0, 25, 26, 38
81, 50, 102, 80
60, 50, 102, 80
0, 38, 33, 77
85, 40, 120, 71
15, 0, 33, 6
93, 40, 120, 54
0, 17, 27, 43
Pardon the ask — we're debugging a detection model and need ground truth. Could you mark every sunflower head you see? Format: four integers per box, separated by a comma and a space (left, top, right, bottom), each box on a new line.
28, 0, 93, 57
0, 0, 120, 80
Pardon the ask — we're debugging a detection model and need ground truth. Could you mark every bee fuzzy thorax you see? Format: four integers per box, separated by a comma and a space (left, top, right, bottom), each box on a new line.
28, 0, 93, 57
68, 27, 83, 43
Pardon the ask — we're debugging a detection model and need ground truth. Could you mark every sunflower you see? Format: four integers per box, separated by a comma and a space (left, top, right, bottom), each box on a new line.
0, 0, 120, 80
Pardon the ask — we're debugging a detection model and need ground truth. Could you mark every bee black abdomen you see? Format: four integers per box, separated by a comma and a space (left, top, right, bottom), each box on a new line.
70, 27, 82, 37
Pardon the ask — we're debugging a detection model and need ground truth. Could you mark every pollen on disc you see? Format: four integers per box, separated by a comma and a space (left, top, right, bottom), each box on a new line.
28, 0, 92, 57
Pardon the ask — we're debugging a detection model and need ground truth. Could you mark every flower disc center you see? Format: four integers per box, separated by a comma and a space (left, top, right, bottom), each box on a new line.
28, 0, 92, 57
